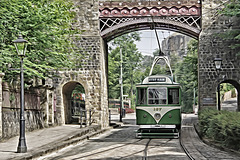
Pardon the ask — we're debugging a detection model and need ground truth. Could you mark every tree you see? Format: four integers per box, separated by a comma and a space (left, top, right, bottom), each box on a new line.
222, 0, 240, 17
174, 39, 198, 112
220, 0, 240, 55
108, 32, 142, 108
0, 0, 78, 83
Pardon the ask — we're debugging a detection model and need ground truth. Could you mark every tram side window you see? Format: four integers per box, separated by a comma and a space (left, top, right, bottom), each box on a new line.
168, 88, 179, 104
137, 88, 147, 105
148, 87, 167, 105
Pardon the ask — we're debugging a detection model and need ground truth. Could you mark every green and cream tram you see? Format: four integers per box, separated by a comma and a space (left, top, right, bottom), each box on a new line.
136, 56, 181, 138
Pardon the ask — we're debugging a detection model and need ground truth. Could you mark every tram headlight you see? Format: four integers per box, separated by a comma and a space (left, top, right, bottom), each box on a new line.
154, 113, 161, 120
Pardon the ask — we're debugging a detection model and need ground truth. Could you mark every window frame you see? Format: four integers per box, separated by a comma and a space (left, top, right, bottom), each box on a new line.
147, 87, 168, 105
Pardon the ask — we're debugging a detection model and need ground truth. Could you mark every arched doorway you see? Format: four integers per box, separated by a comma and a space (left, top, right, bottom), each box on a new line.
217, 80, 240, 112
62, 82, 86, 124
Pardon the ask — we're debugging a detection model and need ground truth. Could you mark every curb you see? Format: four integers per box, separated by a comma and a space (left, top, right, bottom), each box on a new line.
11, 125, 109, 160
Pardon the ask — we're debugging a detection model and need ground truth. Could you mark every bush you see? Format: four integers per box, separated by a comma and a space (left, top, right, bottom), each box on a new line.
198, 108, 240, 151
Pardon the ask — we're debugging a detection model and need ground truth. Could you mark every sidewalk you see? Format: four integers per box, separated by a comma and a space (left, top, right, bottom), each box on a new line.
0, 115, 124, 160
221, 97, 238, 111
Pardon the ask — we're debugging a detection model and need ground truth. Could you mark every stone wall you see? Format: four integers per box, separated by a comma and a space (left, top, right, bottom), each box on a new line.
46, 0, 109, 127
72, 0, 99, 36
51, 35, 109, 127
199, 0, 240, 109
1, 84, 45, 140
0, 73, 4, 139
2, 110, 44, 139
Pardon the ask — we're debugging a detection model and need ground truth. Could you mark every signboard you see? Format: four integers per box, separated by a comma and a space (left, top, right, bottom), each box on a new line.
148, 78, 166, 82
202, 97, 215, 105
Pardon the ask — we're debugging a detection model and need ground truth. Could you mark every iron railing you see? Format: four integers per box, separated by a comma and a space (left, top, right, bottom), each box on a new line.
72, 108, 95, 128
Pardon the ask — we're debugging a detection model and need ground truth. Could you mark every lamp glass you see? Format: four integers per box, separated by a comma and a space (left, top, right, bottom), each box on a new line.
214, 59, 222, 69
13, 35, 28, 57
14, 42, 27, 56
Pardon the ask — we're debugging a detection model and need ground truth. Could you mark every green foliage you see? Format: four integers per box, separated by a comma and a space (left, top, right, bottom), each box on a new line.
0, 0, 79, 82
220, 0, 240, 55
221, 83, 235, 92
199, 108, 240, 151
220, 83, 235, 100
108, 32, 142, 108
151, 64, 169, 75
222, 0, 240, 17
174, 39, 198, 112
72, 84, 85, 100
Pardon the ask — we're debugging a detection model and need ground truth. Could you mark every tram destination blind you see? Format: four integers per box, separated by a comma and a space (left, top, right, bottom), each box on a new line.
148, 77, 166, 82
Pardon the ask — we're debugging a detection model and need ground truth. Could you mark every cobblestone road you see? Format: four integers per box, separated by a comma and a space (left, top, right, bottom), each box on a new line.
38, 113, 240, 160
38, 113, 188, 160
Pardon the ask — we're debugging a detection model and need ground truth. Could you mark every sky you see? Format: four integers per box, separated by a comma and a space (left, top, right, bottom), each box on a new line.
135, 30, 173, 56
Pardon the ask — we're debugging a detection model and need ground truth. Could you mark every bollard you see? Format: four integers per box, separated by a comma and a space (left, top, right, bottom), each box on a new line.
84, 109, 87, 127
89, 109, 92, 126
109, 110, 111, 125
80, 108, 82, 128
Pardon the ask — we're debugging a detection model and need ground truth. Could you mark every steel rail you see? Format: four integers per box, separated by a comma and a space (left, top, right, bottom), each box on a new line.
179, 130, 195, 160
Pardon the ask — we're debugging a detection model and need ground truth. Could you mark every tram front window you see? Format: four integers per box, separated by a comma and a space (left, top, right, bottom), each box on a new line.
137, 88, 147, 105
168, 88, 179, 104
148, 87, 167, 105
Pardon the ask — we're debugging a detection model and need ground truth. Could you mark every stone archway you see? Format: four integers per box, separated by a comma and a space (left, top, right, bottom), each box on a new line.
217, 80, 240, 112
62, 81, 86, 124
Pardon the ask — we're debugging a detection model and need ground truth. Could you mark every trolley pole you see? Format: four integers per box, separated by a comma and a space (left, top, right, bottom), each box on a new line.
119, 48, 123, 122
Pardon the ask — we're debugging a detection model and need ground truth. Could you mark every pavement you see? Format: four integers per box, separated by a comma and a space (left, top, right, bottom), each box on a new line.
221, 97, 238, 111
0, 114, 122, 160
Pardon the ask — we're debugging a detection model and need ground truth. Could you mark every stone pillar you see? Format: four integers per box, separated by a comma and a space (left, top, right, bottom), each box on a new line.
199, 0, 240, 110
71, 0, 109, 127
100, 38, 109, 128
0, 73, 5, 139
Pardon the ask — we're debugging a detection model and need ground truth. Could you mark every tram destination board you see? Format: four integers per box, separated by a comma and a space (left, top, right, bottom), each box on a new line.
148, 77, 166, 82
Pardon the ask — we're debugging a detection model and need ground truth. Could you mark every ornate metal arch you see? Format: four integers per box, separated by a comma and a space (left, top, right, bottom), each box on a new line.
100, 16, 201, 41
99, 1, 201, 41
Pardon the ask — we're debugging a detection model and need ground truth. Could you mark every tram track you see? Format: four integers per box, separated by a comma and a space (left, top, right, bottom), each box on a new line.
143, 139, 151, 160
39, 114, 191, 160
180, 115, 205, 160
179, 131, 195, 160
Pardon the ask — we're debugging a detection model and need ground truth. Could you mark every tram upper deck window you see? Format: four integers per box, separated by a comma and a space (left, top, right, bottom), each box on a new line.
168, 88, 180, 104
137, 88, 147, 105
148, 87, 167, 105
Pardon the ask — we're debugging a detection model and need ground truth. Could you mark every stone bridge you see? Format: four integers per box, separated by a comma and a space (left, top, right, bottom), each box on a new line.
1, 0, 239, 135
50, 0, 240, 128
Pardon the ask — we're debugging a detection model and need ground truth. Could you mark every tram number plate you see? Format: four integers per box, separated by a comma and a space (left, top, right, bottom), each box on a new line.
148, 78, 166, 82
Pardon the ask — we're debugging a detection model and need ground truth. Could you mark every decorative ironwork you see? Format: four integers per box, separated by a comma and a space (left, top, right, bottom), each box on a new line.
100, 6, 200, 18
100, 16, 201, 41
99, 0, 201, 41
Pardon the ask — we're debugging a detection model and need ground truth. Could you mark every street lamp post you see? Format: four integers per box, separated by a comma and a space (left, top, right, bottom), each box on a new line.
214, 57, 222, 111
13, 35, 28, 153
119, 48, 123, 122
